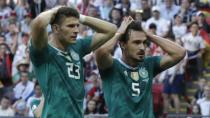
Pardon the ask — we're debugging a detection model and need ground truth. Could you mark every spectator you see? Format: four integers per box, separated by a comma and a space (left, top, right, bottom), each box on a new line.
0, 0, 12, 32
12, 32, 30, 76
77, 0, 90, 15
0, 43, 14, 87
109, 6, 123, 27
28, 0, 46, 18
197, 11, 210, 34
87, 72, 102, 102
27, 81, 42, 117
12, 59, 31, 84
145, 6, 170, 37
4, 22, 20, 48
85, 99, 97, 115
121, 0, 131, 16
191, 78, 207, 105
179, 0, 197, 24
181, 22, 205, 81
197, 85, 210, 116
140, 0, 152, 22
172, 14, 187, 40
13, 71, 34, 101
14, 0, 28, 22
13, 98, 28, 117
160, 0, 180, 21
163, 56, 186, 115
99, 0, 113, 20
0, 96, 15, 116
191, 104, 201, 115
20, 12, 32, 34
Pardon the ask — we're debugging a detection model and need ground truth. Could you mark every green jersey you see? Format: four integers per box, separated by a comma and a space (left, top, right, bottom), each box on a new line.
29, 37, 92, 118
99, 56, 163, 118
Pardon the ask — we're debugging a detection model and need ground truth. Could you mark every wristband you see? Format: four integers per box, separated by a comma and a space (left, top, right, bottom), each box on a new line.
79, 14, 86, 23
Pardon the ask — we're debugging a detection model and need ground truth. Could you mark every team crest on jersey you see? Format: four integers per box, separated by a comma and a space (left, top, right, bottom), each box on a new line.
124, 71, 128, 76
70, 50, 79, 61
131, 71, 139, 81
139, 67, 148, 78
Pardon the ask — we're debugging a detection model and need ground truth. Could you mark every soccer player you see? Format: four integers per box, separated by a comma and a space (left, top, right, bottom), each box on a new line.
95, 17, 186, 118
30, 6, 117, 118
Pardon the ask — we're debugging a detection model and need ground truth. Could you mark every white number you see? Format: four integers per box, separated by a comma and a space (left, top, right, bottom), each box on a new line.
132, 83, 140, 96
66, 63, 80, 79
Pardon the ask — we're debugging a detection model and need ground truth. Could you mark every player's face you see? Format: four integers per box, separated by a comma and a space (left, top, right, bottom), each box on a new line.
123, 30, 147, 62
58, 17, 79, 44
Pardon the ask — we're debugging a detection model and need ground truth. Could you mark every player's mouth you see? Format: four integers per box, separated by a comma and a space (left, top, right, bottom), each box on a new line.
137, 51, 145, 56
71, 36, 77, 40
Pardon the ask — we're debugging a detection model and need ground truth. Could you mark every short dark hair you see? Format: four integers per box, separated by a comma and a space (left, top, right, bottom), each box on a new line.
149, 23, 157, 30
50, 7, 79, 25
1, 96, 10, 101
120, 21, 143, 43
34, 81, 40, 88
189, 21, 198, 28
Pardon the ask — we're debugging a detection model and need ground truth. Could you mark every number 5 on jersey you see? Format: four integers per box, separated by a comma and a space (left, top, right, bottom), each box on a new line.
132, 83, 140, 96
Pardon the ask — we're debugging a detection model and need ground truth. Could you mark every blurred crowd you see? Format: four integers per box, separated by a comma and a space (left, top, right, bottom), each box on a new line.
0, 0, 210, 117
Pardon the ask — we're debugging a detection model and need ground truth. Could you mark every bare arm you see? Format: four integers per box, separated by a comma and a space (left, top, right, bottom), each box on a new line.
30, 7, 61, 50
146, 32, 186, 70
95, 17, 133, 70
80, 15, 117, 51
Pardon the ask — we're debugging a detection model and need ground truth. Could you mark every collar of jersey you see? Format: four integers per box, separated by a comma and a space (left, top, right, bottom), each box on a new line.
118, 58, 139, 71
49, 43, 68, 55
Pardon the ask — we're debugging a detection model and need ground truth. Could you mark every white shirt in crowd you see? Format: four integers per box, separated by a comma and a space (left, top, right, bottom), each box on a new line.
159, 4, 180, 21
0, 106, 15, 117
13, 81, 35, 100
145, 17, 170, 37
172, 24, 187, 39
27, 96, 42, 117
197, 98, 210, 116
181, 33, 205, 52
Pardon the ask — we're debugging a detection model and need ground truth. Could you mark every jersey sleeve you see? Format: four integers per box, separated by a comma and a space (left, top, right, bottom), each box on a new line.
145, 56, 163, 76
29, 39, 49, 67
76, 36, 92, 57
98, 58, 115, 80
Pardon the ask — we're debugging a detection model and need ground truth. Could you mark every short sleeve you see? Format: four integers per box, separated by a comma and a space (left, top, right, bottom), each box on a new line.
199, 37, 205, 49
145, 56, 163, 76
152, 56, 163, 76
98, 58, 115, 80
76, 36, 92, 57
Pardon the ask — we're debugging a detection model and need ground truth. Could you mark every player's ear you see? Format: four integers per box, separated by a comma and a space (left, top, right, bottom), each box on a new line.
119, 41, 125, 50
51, 24, 60, 33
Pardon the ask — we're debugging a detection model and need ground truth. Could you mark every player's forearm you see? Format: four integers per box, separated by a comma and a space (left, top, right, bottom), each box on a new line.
97, 33, 121, 53
31, 10, 55, 30
148, 33, 186, 61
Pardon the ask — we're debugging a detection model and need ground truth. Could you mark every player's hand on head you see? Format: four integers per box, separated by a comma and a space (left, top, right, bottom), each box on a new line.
50, 5, 65, 24
117, 16, 134, 35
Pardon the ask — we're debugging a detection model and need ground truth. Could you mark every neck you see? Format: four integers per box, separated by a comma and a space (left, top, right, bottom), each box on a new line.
50, 34, 68, 52
191, 32, 197, 36
121, 54, 139, 68
176, 22, 181, 26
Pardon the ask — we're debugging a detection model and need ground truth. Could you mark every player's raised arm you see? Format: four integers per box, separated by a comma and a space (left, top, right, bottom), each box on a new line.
80, 15, 117, 51
30, 6, 61, 50
95, 17, 133, 70
145, 31, 186, 70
